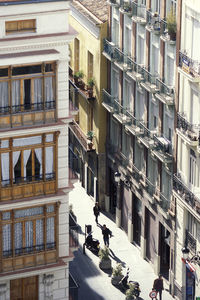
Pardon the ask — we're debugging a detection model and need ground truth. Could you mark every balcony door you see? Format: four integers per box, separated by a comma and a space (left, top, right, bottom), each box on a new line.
10, 276, 38, 300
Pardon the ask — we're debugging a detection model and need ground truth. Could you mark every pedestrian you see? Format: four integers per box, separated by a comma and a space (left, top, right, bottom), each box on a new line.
93, 202, 100, 224
102, 224, 112, 247
153, 274, 164, 300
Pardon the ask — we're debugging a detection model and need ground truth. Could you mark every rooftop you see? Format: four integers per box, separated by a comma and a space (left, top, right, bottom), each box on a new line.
71, 0, 108, 24
0, 0, 68, 5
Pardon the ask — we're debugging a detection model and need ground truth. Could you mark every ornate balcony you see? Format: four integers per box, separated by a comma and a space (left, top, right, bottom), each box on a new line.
113, 47, 127, 71
177, 113, 199, 147
119, 0, 132, 17
140, 68, 159, 93
137, 122, 156, 149
126, 57, 144, 82
151, 135, 173, 164
179, 51, 200, 82
124, 111, 142, 136
173, 173, 200, 217
69, 122, 95, 152
160, 19, 176, 44
146, 10, 161, 34
103, 39, 115, 61
102, 89, 117, 113
132, 2, 147, 24
155, 78, 174, 105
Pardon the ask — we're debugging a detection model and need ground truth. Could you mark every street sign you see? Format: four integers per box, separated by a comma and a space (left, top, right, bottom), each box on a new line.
149, 290, 158, 298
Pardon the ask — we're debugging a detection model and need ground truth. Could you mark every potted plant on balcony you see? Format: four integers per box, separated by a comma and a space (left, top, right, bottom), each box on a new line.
87, 131, 94, 150
87, 77, 95, 98
74, 70, 85, 89
98, 247, 112, 270
166, 8, 176, 41
111, 263, 123, 286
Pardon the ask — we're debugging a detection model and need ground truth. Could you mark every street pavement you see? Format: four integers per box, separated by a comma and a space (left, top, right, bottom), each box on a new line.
69, 182, 174, 300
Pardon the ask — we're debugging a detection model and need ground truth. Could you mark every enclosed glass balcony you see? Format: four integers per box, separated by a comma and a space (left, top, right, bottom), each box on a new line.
155, 78, 174, 105
179, 51, 200, 82
132, 2, 147, 24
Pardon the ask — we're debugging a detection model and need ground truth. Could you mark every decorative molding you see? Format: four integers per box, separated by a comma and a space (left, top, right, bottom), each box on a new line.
0, 41, 69, 53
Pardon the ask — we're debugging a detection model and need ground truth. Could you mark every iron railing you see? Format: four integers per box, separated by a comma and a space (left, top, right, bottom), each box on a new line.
102, 89, 116, 111
145, 177, 155, 196
103, 39, 115, 59
156, 78, 174, 97
160, 192, 170, 211
186, 229, 197, 255
154, 135, 172, 153
132, 2, 146, 20
12, 173, 55, 185
126, 57, 144, 76
177, 113, 199, 141
0, 101, 55, 115
69, 213, 79, 248
3, 243, 56, 258
146, 11, 161, 31
179, 51, 200, 77
114, 47, 126, 65
142, 68, 158, 85
125, 111, 141, 129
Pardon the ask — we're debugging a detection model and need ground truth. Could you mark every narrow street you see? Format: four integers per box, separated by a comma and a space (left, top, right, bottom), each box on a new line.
69, 182, 174, 300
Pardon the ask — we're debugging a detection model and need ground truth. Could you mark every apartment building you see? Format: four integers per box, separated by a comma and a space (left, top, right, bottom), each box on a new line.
68, 0, 108, 207
0, 0, 76, 299
103, 0, 177, 294
173, 0, 200, 299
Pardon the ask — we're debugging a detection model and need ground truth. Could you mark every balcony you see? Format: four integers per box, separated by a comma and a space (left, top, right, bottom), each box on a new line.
0, 102, 56, 129
124, 111, 142, 136
69, 80, 79, 116
102, 89, 117, 113
151, 135, 173, 164
132, 2, 147, 24
131, 164, 142, 189
160, 19, 176, 44
113, 47, 127, 71
126, 57, 144, 82
157, 192, 170, 218
69, 213, 79, 250
69, 122, 95, 152
107, 0, 121, 7
103, 39, 115, 61
143, 177, 156, 204
173, 173, 200, 217
155, 78, 174, 105
178, 51, 200, 82
137, 122, 156, 149
119, 0, 132, 17
113, 100, 129, 124
69, 273, 79, 300
146, 10, 161, 34
69, 147, 80, 183
177, 113, 199, 147
140, 68, 159, 93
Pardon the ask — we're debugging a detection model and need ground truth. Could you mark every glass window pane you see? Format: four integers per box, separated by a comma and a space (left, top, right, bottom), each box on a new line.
15, 223, 23, 255
25, 221, 33, 253
46, 134, 53, 142
1, 140, 9, 148
47, 205, 54, 213
46, 217, 55, 249
13, 136, 42, 147
15, 207, 43, 219
36, 219, 44, 251
3, 224, 11, 257
2, 212, 11, 220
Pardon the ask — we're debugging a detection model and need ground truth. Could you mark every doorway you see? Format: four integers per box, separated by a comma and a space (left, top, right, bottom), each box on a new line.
145, 208, 156, 263
159, 223, 170, 280
10, 276, 38, 300
133, 195, 142, 247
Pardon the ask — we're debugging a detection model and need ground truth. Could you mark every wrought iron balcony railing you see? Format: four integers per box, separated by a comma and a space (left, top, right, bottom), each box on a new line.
179, 51, 200, 81
177, 113, 199, 143
142, 68, 158, 85
102, 89, 117, 113
138, 122, 156, 148
103, 39, 115, 60
155, 78, 174, 105
126, 57, 144, 81
113, 47, 127, 69
113, 99, 127, 122
69, 213, 79, 248
160, 192, 170, 212
132, 2, 147, 23
146, 10, 161, 32
145, 177, 156, 197
0, 101, 55, 115
125, 111, 142, 136
173, 173, 200, 216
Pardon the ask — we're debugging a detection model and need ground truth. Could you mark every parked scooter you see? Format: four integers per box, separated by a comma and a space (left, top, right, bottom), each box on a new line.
119, 268, 141, 298
83, 225, 100, 254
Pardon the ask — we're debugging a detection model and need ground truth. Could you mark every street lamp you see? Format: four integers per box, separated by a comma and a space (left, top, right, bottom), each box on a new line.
114, 171, 121, 227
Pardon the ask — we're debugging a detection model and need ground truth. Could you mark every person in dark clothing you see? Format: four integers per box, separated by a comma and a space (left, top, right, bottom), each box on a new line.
153, 274, 164, 300
93, 202, 100, 223
102, 224, 112, 247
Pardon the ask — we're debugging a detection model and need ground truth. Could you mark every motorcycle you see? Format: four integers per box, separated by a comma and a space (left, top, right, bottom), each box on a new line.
118, 268, 141, 298
83, 231, 100, 254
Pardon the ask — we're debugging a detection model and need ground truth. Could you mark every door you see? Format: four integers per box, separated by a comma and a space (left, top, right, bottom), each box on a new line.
133, 196, 142, 246
10, 276, 38, 300
121, 185, 131, 233
145, 208, 156, 262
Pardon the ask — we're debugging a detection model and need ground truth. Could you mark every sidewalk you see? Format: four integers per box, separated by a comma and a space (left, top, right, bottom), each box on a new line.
69, 182, 174, 300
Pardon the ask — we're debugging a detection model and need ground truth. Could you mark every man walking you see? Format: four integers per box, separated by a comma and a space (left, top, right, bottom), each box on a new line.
102, 224, 112, 247
93, 202, 100, 224
153, 274, 164, 300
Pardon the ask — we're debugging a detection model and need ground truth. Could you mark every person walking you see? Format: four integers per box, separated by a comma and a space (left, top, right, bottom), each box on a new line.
102, 224, 112, 247
153, 274, 164, 300
93, 202, 100, 224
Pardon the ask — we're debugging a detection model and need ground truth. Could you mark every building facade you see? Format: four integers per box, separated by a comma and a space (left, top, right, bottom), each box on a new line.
0, 0, 76, 299
68, 0, 108, 207
173, 0, 200, 299
103, 0, 177, 294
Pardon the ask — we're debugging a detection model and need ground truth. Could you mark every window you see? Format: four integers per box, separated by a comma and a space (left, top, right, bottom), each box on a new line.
151, 0, 160, 13
87, 51, 93, 80
113, 18, 119, 46
74, 38, 80, 72
5, 19, 36, 35
188, 212, 197, 238
189, 149, 197, 186
0, 133, 57, 186
1, 204, 57, 258
0, 62, 56, 114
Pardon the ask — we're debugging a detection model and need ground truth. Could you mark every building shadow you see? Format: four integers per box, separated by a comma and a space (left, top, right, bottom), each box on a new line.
109, 249, 126, 267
